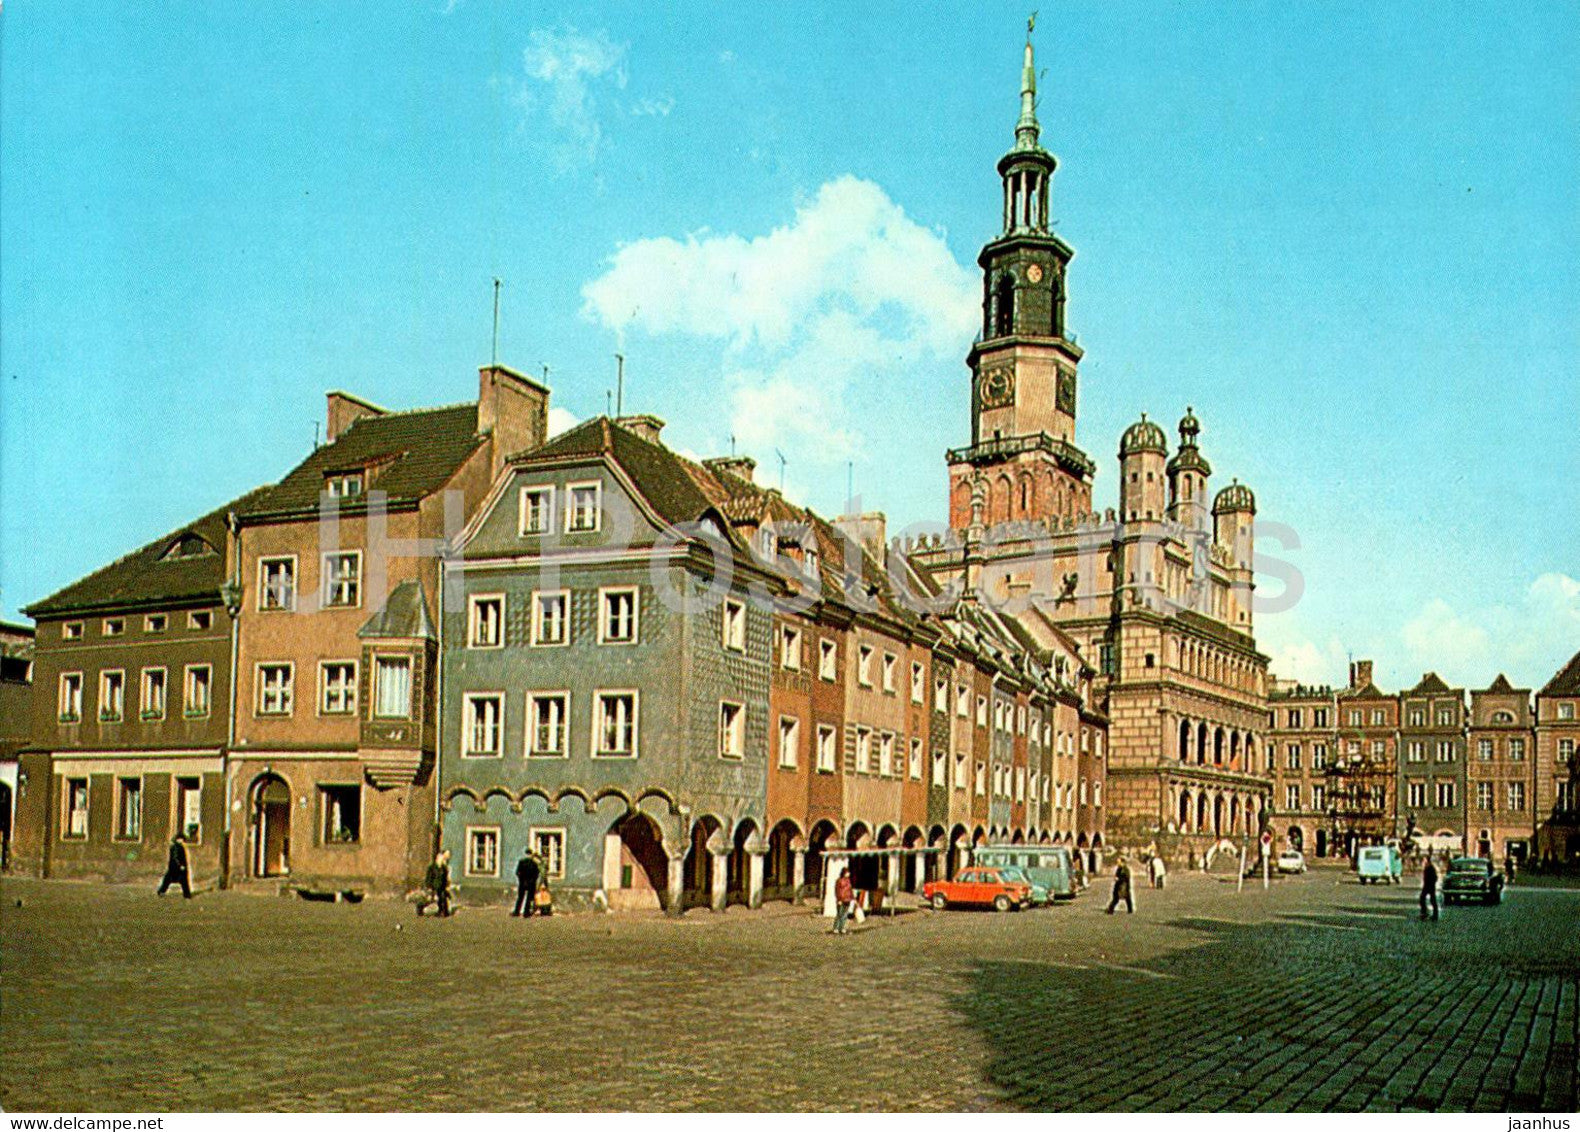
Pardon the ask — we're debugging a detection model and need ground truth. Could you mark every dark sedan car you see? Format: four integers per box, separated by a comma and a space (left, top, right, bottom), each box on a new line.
1442, 857, 1505, 905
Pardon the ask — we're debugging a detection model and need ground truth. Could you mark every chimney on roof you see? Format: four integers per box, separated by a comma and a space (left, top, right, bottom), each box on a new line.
703, 455, 756, 483
326, 391, 387, 443
615, 414, 665, 444
479, 364, 550, 480
1349, 659, 1373, 689
835, 511, 887, 564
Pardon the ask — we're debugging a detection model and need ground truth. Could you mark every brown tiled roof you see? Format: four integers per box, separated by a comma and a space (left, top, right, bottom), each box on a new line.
1483, 674, 1520, 694
1541, 650, 1580, 697
359, 580, 437, 641
243, 403, 483, 518
24, 485, 274, 617
1339, 681, 1388, 700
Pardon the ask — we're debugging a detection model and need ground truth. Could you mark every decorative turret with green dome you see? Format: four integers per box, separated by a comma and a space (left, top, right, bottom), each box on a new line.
947, 19, 1092, 533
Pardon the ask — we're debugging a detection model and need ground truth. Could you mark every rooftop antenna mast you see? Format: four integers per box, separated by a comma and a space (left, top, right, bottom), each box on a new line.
491, 278, 501, 368
775, 448, 787, 492
729, 433, 736, 457
847, 461, 854, 511
606, 390, 613, 417
615, 353, 625, 418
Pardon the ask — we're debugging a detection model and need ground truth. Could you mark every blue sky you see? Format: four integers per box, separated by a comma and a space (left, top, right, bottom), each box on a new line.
2, 1, 1576, 691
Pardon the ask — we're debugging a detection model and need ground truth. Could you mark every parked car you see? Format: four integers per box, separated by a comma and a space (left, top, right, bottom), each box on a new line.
1356, 844, 1403, 885
1276, 850, 1307, 875
1442, 857, 1505, 905
994, 865, 1051, 906
972, 845, 1077, 900
922, 867, 1032, 912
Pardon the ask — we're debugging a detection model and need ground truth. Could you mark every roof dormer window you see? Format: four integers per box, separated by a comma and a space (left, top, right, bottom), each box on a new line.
326, 472, 364, 499
163, 533, 213, 560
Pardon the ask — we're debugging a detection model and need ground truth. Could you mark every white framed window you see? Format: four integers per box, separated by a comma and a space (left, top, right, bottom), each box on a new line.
819, 639, 838, 681
878, 732, 895, 776
1408, 708, 1425, 727
1436, 781, 1456, 809
257, 663, 294, 716
722, 599, 746, 652
527, 692, 570, 757
857, 645, 874, 687
520, 485, 554, 535
932, 749, 946, 786
855, 728, 872, 774
468, 595, 505, 649
881, 652, 897, 693
816, 725, 836, 773
976, 695, 988, 728
1436, 707, 1454, 727
1371, 739, 1386, 758
319, 661, 357, 715
1286, 784, 1300, 810
184, 665, 212, 718
599, 587, 639, 645
325, 472, 364, 498
1476, 781, 1494, 811
115, 777, 143, 841
934, 678, 948, 713
1311, 784, 1325, 811
145, 614, 167, 634
465, 827, 500, 877
1559, 703, 1576, 721
529, 828, 566, 880
1080, 779, 1089, 805
140, 668, 167, 720
956, 684, 970, 718
63, 777, 89, 839
259, 556, 297, 611
974, 760, 986, 796
175, 777, 202, 841
58, 672, 83, 722
1407, 781, 1426, 809
99, 670, 125, 722
719, 701, 745, 759
781, 626, 802, 671
910, 662, 925, 704
1041, 777, 1050, 804
909, 737, 923, 780
1017, 706, 1027, 735
103, 618, 125, 637
565, 481, 602, 533
778, 716, 800, 769
531, 590, 570, 647
1435, 740, 1454, 762
322, 551, 362, 608
1561, 738, 1577, 762
1015, 766, 1025, 802
63, 621, 84, 641
1509, 738, 1525, 761
188, 610, 212, 631
593, 691, 638, 758
1347, 710, 1362, 726
373, 656, 412, 718
1371, 709, 1385, 726
462, 693, 505, 758
954, 753, 967, 789
1094, 782, 1103, 808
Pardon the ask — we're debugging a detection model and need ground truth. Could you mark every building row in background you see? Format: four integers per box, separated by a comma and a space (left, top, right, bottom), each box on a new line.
6, 371, 1110, 908
1268, 656, 1580, 865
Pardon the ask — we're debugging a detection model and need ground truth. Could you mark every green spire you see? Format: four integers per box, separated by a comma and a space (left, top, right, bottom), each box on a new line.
1015, 21, 1040, 150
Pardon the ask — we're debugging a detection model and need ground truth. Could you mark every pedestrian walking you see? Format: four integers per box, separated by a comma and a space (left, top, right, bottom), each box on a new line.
157, 835, 192, 899
512, 850, 541, 917
1149, 854, 1166, 890
1419, 855, 1439, 921
833, 867, 857, 935
1503, 852, 1516, 887
422, 850, 453, 917
1106, 857, 1134, 914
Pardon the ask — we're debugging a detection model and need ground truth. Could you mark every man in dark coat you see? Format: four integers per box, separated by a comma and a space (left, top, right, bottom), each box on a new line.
157, 836, 192, 899
1105, 857, 1134, 914
1420, 855, 1440, 921
512, 850, 541, 917
423, 850, 453, 917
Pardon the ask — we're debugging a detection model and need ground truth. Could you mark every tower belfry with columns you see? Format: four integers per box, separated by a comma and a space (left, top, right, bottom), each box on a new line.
947, 29, 1095, 533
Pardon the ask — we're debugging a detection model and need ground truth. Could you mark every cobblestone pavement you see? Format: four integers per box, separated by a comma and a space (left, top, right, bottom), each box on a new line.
2, 869, 1575, 1112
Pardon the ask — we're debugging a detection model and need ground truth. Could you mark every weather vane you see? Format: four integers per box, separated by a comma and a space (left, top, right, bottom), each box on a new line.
1028, 11, 1037, 40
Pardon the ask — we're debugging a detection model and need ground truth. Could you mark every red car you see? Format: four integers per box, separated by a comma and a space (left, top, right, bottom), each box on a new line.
922, 867, 1032, 912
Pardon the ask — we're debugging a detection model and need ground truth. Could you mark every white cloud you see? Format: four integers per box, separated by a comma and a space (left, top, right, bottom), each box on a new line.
580, 176, 977, 463
1262, 629, 1351, 688
718, 50, 736, 64
631, 95, 674, 118
516, 27, 627, 169
546, 406, 579, 439
1399, 572, 1580, 688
